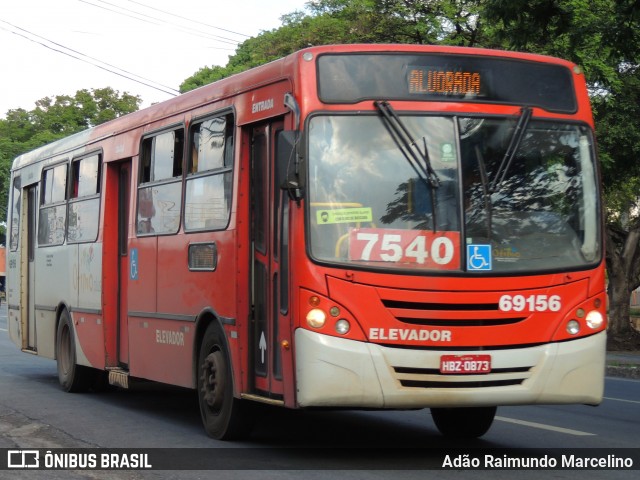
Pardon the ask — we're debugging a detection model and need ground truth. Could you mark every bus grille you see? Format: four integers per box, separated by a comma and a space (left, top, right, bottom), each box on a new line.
392, 365, 533, 389
380, 298, 527, 327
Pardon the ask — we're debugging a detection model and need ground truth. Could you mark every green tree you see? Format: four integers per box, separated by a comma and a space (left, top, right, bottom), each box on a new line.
0, 88, 141, 227
483, 0, 640, 347
180, 0, 485, 92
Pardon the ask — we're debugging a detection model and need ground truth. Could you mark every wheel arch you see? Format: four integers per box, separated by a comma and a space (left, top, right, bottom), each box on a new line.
53, 301, 72, 360
193, 308, 238, 393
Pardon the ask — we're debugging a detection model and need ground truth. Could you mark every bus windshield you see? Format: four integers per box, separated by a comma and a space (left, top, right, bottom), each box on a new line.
307, 114, 600, 273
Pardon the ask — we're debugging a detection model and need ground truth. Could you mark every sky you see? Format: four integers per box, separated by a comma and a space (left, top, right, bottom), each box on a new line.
0, 0, 308, 117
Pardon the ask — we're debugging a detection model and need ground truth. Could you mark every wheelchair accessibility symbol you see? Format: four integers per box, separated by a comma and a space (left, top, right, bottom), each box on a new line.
467, 244, 492, 271
130, 248, 139, 280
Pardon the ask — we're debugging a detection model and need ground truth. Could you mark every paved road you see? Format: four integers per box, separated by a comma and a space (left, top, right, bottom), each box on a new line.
0, 305, 638, 479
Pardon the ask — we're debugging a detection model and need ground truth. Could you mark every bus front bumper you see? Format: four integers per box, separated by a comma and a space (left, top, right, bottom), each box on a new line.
294, 329, 606, 408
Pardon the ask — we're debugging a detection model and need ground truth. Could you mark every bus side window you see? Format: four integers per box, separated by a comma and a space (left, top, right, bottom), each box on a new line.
10, 179, 21, 251
137, 128, 185, 235
39, 163, 68, 246
184, 113, 234, 232
68, 154, 101, 243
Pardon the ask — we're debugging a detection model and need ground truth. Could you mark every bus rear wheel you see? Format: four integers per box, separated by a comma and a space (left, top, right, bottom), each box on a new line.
198, 322, 254, 440
430, 406, 497, 438
56, 310, 92, 393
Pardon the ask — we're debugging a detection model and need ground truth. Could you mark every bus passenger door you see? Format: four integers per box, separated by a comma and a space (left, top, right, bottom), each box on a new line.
23, 186, 37, 351
117, 162, 131, 366
250, 121, 286, 400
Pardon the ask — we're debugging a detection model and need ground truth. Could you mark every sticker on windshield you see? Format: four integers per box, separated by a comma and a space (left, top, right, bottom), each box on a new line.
316, 207, 373, 225
440, 143, 455, 162
467, 244, 492, 271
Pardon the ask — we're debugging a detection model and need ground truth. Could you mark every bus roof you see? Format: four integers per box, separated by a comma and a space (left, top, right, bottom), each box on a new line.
11, 43, 579, 171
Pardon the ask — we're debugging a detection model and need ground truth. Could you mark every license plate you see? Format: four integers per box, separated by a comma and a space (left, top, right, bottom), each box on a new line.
440, 354, 492, 374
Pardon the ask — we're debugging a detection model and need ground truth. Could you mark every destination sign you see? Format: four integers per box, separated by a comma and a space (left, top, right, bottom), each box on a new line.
317, 53, 577, 112
408, 67, 483, 97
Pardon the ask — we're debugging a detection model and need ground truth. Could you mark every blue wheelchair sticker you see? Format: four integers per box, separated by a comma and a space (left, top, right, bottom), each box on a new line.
467, 244, 492, 271
130, 248, 139, 280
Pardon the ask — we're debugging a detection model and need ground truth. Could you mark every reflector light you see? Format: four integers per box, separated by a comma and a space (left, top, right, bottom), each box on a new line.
335, 319, 350, 335
566, 320, 580, 335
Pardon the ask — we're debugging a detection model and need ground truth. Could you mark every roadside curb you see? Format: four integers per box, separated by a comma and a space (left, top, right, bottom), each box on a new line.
606, 351, 640, 379
606, 365, 640, 379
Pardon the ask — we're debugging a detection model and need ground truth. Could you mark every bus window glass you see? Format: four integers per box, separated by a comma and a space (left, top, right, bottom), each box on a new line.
308, 115, 599, 273
39, 164, 68, 246
190, 117, 226, 173
308, 115, 460, 270
10, 179, 21, 251
38, 205, 67, 245
42, 170, 54, 205
137, 183, 182, 235
153, 131, 183, 180
68, 200, 100, 243
460, 119, 600, 271
185, 114, 234, 232
137, 128, 184, 235
73, 154, 100, 198
68, 154, 101, 243
185, 174, 231, 230
42, 163, 67, 205
52, 164, 67, 203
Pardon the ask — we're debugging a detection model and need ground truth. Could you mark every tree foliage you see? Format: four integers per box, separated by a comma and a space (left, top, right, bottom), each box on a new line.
180, 0, 486, 92
0, 88, 141, 230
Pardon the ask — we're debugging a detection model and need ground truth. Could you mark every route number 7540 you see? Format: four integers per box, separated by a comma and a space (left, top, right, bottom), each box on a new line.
349, 228, 460, 269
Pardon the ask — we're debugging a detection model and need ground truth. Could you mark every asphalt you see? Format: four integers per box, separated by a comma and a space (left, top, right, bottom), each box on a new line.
606, 351, 640, 379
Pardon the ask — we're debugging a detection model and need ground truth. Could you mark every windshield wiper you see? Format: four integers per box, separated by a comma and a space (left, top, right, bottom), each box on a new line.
374, 100, 440, 231
489, 106, 533, 193
475, 145, 493, 240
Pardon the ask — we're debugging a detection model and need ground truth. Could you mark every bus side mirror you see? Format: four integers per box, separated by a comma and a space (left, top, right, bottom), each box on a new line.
277, 130, 303, 202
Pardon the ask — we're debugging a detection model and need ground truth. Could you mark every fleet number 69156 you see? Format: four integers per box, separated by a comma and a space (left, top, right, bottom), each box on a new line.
499, 294, 562, 312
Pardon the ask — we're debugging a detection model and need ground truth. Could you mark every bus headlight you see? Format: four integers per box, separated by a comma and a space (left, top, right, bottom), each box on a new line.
566, 320, 581, 335
586, 311, 604, 329
306, 309, 326, 329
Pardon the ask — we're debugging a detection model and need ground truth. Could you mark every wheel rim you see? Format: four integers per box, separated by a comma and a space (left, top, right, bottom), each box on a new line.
200, 349, 226, 414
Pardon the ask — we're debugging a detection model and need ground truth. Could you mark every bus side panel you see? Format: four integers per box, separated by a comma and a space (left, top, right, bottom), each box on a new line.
6, 249, 21, 348
72, 242, 105, 369
34, 244, 75, 359
156, 231, 238, 317
128, 317, 194, 388
128, 237, 158, 312
76, 243, 103, 310
71, 311, 106, 370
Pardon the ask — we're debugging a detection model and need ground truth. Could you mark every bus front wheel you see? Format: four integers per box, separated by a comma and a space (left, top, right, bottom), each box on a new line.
56, 310, 92, 392
197, 322, 254, 440
430, 406, 497, 438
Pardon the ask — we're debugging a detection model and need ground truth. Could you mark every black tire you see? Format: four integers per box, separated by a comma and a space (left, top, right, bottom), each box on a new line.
56, 310, 93, 393
198, 322, 254, 440
431, 406, 497, 438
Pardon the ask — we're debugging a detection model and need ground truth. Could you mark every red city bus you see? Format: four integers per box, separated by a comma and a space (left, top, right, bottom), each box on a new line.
6, 44, 606, 439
